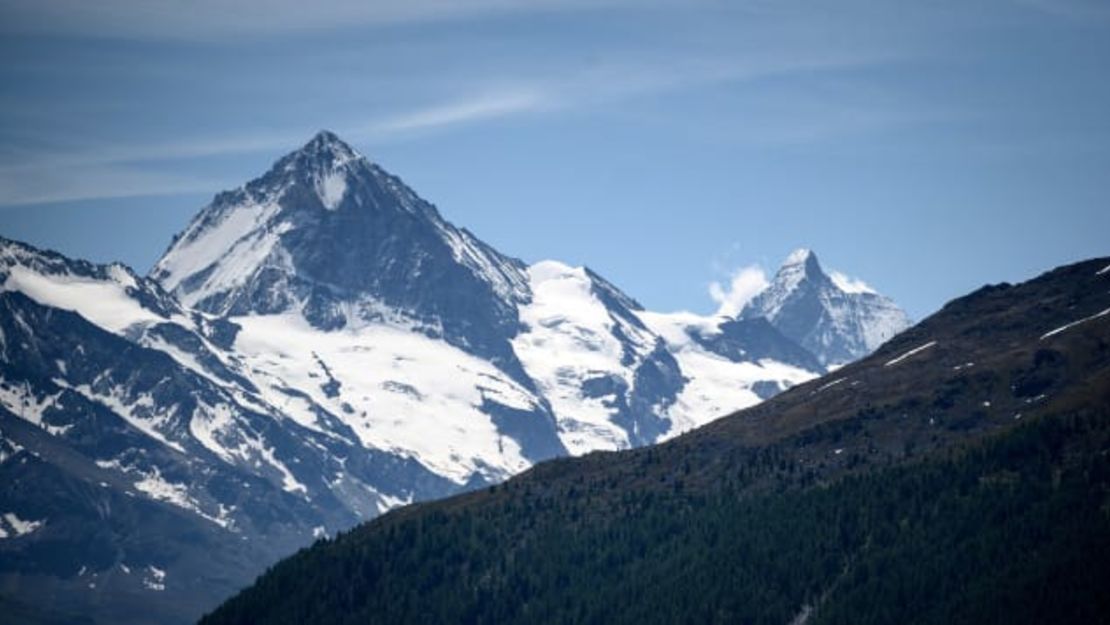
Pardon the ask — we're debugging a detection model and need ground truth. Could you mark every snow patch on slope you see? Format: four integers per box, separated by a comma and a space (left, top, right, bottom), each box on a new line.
3, 265, 167, 333
188, 400, 239, 463
1041, 306, 1110, 340
143, 565, 166, 591
0, 381, 62, 429
153, 197, 285, 303
0, 512, 44, 538
884, 341, 937, 367
132, 465, 233, 527
317, 172, 347, 210
0, 430, 25, 463
63, 382, 185, 453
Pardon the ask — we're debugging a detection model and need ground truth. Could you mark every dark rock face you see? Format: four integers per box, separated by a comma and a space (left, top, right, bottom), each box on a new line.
623, 341, 685, 445
482, 399, 567, 464
749, 380, 784, 400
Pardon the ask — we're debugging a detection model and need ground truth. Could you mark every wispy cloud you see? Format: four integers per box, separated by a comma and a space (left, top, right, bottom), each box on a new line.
0, 130, 308, 205
708, 265, 768, 317
0, 164, 226, 206
364, 89, 551, 135
828, 270, 876, 295
0, 132, 307, 173
0, 88, 558, 206
0, 0, 660, 40
0, 0, 954, 208
0, 45, 904, 206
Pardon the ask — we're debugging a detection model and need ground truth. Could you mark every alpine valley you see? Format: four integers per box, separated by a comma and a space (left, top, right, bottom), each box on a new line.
0, 132, 910, 624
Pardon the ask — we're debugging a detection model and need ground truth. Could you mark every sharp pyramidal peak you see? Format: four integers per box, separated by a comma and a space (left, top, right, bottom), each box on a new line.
742, 248, 912, 367
151, 130, 530, 357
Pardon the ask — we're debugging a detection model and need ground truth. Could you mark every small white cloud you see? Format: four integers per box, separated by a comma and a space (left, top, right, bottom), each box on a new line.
709, 264, 768, 317
829, 270, 876, 294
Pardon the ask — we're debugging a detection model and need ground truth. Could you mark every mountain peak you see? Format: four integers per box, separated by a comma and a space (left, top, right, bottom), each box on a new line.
272, 130, 363, 183
783, 247, 815, 266
765, 248, 827, 299
151, 133, 531, 360
301, 130, 360, 161
742, 249, 911, 366
309, 129, 342, 144
779, 247, 823, 279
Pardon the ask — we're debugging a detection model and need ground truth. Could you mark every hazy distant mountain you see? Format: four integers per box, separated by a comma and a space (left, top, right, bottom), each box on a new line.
742, 248, 912, 367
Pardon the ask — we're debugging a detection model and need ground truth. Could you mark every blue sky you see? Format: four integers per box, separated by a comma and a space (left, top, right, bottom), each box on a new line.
1, 0, 1108, 320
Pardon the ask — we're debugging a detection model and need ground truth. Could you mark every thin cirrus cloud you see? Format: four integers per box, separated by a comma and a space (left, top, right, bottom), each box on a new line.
363, 89, 552, 135
0, 88, 554, 207
0, 45, 908, 207
0, 0, 661, 40
0, 0, 949, 210
2, 88, 551, 175
0, 164, 228, 207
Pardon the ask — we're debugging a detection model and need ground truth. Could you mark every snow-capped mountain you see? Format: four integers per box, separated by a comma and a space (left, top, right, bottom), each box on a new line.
152, 131, 529, 370
0, 132, 906, 624
0, 236, 455, 514
742, 249, 911, 367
